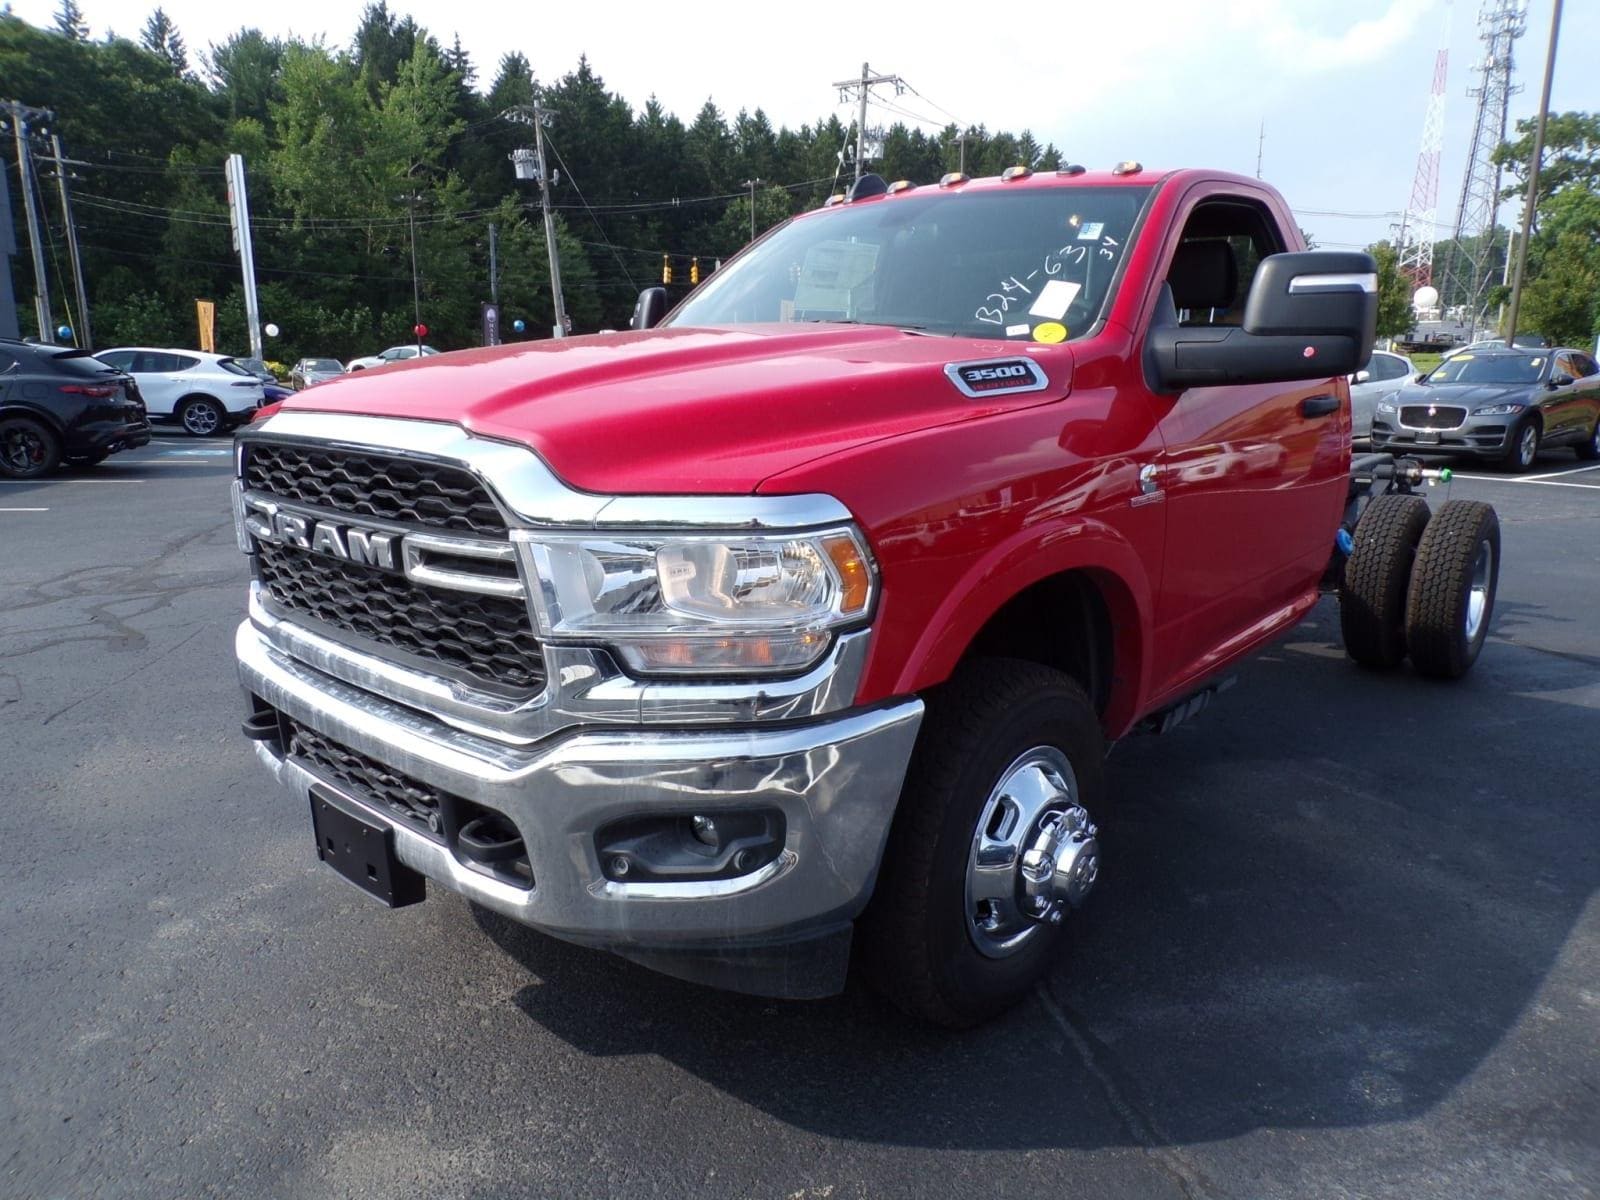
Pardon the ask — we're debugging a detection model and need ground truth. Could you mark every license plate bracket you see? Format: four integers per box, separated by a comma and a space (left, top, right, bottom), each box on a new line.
309, 786, 425, 907
1416, 430, 1441, 444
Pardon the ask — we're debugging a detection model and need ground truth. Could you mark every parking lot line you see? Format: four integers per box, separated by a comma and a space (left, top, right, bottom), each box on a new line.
1521, 462, 1600, 481
0, 478, 145, 485
0, 506, 48, 512
1451, 473, 1600, 490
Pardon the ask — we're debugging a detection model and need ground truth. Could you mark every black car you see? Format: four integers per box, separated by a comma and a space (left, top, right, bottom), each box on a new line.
1370, 346, 1600, 472
0, 339, 152, 479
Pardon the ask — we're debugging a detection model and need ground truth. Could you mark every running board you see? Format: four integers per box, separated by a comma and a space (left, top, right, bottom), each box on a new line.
1136, 675, 1237, 735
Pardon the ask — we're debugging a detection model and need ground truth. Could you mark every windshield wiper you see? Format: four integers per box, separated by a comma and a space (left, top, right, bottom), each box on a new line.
794, 317, 934, 334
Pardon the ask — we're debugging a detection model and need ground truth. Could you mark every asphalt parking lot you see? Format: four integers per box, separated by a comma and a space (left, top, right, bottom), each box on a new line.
2, 437, 1598, 1199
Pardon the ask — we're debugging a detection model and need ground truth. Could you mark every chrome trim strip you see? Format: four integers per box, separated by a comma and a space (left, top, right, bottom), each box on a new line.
401, 531, 525, 599
249, 411, 853, 531
1288, 272, 1378, 294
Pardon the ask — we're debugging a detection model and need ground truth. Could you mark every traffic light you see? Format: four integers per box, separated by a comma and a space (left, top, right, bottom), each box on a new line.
690, 257, 700, 285
662, 254, 673, 285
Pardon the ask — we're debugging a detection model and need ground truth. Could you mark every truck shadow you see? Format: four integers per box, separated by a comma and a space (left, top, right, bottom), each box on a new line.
472, 599, 1598, 1150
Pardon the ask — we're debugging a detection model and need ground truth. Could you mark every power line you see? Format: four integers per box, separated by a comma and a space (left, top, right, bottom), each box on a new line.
541, 132, 637, 290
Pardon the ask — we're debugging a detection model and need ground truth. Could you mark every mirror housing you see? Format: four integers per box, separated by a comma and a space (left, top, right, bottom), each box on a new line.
631, 287, 669, 331
1146, 251, 1378, 392
1550, 372, 1575, 389
1352, 369, 1371, 384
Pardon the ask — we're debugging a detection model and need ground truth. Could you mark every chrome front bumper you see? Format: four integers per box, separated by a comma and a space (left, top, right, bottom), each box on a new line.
238, 619, 923, 949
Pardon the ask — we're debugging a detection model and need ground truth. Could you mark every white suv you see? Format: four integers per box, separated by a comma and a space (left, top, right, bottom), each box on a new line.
95, 348, 266, 436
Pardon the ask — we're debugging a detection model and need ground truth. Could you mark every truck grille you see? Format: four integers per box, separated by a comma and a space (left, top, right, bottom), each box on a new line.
255, 539, 546, 693
244, 441, 507, 535
286, 716, 447, 840
1400, 405, 1467, 430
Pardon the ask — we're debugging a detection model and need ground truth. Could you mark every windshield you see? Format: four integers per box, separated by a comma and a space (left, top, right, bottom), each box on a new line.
1428, 353, 1547, 385
667, 185, 1153, 341
306, 359, 342, 371
218, 358, 256, 377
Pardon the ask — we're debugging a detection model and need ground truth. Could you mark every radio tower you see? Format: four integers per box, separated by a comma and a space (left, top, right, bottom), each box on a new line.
1397, 46, 1449, 294
1442, 0, 1526, 323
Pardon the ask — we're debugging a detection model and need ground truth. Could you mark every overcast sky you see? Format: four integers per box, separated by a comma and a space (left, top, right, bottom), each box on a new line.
12, 0, 1599, 249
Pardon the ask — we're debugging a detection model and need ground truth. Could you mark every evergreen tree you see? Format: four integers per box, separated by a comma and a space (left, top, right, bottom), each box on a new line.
53, 0, 87, 39
140, 7, 186, 74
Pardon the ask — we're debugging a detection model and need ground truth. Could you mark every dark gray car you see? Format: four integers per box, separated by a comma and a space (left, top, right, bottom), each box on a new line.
290, 358, 346, 390
1369, 347, 1600, 472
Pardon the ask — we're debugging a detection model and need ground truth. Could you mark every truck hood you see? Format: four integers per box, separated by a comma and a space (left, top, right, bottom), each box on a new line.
280, 325, 1068, 494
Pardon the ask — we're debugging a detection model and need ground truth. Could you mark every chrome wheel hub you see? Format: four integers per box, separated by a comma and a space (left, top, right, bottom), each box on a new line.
965, 746, 1099, 959
184, 404, 220, 435
1465, 538, 1493, 642
1519, 425, 1537, 466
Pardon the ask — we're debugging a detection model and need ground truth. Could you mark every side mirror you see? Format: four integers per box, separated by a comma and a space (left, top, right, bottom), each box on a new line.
1145, 251, 1378, 392
1352, 369, 1371, 384
631, 287, 669, 331
1550, 372, 1575, 389
1415, 373, 1428, 384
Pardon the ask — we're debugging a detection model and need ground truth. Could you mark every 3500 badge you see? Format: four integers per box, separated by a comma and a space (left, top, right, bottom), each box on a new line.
944, 357, 1051, 398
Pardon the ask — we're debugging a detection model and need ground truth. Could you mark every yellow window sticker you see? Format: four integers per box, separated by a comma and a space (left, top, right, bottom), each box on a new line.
1032, 322, 1067, 344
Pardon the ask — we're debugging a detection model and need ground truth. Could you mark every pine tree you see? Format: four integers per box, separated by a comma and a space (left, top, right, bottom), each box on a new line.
53, 0, 89, 40
140, 7, 187, 74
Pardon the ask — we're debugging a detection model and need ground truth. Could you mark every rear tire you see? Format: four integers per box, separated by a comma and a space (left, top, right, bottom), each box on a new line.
858, 659, 1106, 1027
178, 396, 225, 437
0, 416, 61, 479
1339, 494, 1431, 669
1575, 418, 1600, 462
1405, 500, 1500, 680
1501, 418, 1540, 473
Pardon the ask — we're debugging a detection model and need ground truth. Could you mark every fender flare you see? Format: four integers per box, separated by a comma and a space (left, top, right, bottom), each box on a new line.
889, 517, 1155, 736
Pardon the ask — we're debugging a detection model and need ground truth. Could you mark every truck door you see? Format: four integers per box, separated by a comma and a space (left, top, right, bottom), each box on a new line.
1144, 191, 1349, 690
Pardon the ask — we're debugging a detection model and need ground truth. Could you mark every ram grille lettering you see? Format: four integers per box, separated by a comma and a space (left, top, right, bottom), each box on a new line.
244, 496, 398, 571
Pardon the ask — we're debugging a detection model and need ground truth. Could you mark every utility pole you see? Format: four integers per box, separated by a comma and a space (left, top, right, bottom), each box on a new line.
488, 221, 498, 304
47, 134, 91, 349
224, 153, 263, 360
399, 191, 423, 349
833, 63, 904, 185
742, 178, 762, 243
958, 133, 966, 175
1255, 121, 1265, 179
5, 100, 54, 341
504, 102, 569, 338
1504, 0, 1562, 347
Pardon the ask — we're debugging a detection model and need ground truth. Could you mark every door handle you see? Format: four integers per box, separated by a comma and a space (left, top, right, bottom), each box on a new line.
1302, 394, 1339, 418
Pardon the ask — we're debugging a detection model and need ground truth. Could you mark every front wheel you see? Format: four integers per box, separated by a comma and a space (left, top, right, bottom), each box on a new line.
178, 397, 225, 437
1502, 419, 1540, 473
0, 416, 61, 479
858, 659, 1106, 1027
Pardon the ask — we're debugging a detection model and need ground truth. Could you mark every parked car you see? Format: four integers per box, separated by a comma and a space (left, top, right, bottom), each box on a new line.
1370, 346, 1600, 470
1349, 349, 1415, 445
345, 345, 440, 372
1442, 334, 1548, 359
0, 337, 150, 478
94, 348, 266, 436
291, 358, 345, 389
235, 357, 279, 386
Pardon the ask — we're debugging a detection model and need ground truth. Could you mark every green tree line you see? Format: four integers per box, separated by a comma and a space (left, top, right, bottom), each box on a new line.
2, 4, 1063, 363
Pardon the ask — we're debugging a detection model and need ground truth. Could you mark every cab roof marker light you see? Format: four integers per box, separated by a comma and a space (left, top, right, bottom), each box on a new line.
938, 172, 970, 188
1111, 160, 1144, 176
1001, 165, 1032, 181
887, 179, 915, 194
1057, 164, 1087, 176
824, 193, 845, 207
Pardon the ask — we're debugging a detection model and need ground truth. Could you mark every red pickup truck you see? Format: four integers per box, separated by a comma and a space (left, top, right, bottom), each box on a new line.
234, 166, 1499, 1025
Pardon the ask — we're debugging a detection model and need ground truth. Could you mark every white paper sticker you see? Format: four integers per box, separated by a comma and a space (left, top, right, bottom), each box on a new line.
1077, 222, 1105, 241
1028, 279, 1081, 320
1005, 323, 1031, 337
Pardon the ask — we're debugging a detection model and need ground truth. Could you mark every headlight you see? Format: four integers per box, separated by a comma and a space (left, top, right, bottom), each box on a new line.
1471, 402, 1526, 416
1375, 398, 1398, 415
519, 527, 874, 675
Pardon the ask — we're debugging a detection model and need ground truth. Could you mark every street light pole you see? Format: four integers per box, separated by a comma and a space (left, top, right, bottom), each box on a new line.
403, 192, 422, 350
1503, 0, 1562, 347
742, 177, 762, 243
